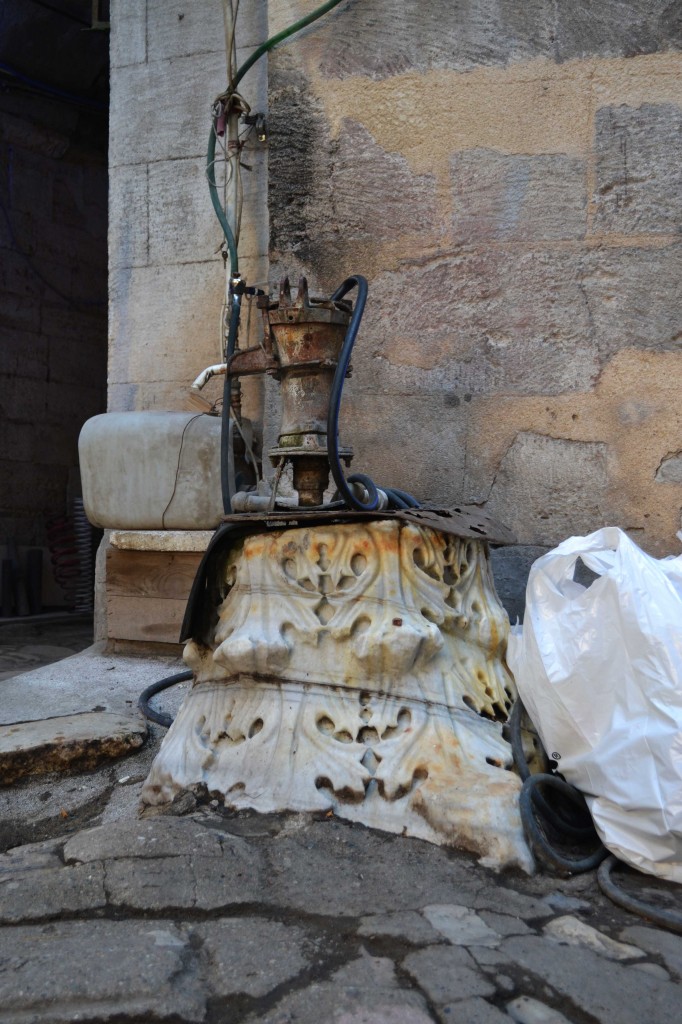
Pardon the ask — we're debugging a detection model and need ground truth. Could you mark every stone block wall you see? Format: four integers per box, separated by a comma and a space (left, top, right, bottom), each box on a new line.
0, 64, 107, 590
108, 0, 268, 421
268, 0, 682, 558
108, 1, 682, 577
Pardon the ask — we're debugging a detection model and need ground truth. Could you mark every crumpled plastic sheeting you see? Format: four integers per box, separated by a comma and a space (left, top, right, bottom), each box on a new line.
507, 527, 682, 883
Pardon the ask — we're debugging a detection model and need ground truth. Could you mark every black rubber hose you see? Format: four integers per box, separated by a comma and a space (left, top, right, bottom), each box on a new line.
138, 670, 191, 728
386, 487, 420, 508
520, 773, 608, 874
598, 855, 682, 935
220, 288, 242, 515
383, 488, 410, 510
509, 700, 594, 838
327, 276, 420, 512
327, 276, 379, 511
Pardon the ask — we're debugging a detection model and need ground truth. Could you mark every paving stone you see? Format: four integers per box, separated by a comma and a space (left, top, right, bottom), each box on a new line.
423, 904, 501, 947
436, 997, 511, 1024
266, 820, 478, 916
358, 910, 444, 945
193, 849, 265, 909
0, 646, 182, 723
593, 104, 682, 235
403, 946, 495, 1005
469, 947, 514, 968
543, 915, 644, 961
0, 712, 147, 783
620, 925, 682, 979
542, 892, 591, 914
629, 961, 670, 981
479, 911, 532, 937
473, 886, 554, 921
507, 994, 574, 1024
503, 935, 682, 1024
0, 920, 204, 1023
63, 815, 226, 863
0, 862, 106, 923
197, 919, 308, 999
0, 837, 62, 872
242, 951, 432, 1024
0, 769, 115, 852
104, 854, 194, 910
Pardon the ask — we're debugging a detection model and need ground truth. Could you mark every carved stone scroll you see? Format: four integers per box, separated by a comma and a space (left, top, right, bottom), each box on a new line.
141, 521, 532, 871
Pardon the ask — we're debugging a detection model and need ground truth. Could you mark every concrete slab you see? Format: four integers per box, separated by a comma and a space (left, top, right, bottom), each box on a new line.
0, 712, 147, 783
0, 643, 186, 723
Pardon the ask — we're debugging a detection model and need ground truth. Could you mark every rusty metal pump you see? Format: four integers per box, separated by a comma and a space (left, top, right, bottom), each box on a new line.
220, 273, 416, 514
227, 275, 352, 507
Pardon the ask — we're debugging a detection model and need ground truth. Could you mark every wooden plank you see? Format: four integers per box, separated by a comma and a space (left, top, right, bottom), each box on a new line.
106, 548, 201, 600
107, 595, 188, 644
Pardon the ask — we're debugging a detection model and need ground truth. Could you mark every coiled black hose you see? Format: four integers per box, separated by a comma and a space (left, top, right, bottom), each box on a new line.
510, 697, 607, 873
512, 697, 682, 933
138, 671, 192, 728
519, 773, 608, 874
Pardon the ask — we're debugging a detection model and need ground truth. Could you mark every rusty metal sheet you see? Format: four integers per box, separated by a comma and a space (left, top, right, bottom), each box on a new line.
220, 504, 516, 546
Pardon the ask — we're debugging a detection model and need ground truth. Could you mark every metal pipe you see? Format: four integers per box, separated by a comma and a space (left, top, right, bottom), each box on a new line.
191, 364, 227, 391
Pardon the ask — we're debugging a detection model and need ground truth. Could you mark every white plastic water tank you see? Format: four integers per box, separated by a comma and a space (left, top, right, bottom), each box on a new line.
79, 412, 224, 530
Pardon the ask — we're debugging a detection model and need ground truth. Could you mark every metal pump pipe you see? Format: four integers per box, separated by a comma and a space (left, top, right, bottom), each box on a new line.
190, 364, 227, 391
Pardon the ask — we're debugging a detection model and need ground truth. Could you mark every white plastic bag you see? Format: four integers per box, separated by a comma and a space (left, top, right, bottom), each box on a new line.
507, 527, 682, 882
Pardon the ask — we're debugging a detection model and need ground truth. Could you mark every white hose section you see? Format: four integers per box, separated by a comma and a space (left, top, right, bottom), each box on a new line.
191, 364, 227, 391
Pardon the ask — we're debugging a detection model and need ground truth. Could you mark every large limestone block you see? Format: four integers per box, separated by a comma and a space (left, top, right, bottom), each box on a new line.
593, 103, 682, 235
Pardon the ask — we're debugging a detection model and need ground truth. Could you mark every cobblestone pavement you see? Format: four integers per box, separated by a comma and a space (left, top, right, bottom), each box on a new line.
2, 757, 681, 1024
0, 629, 681, 1023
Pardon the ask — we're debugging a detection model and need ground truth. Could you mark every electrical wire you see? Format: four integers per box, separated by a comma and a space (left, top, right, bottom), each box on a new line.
160, 414, 206, 529
220, 289, 242, 513
207, 0, 349, 276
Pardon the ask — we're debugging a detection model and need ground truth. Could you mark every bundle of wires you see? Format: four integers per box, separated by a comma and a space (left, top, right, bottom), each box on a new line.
206, 0, 418, 516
